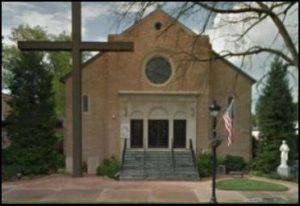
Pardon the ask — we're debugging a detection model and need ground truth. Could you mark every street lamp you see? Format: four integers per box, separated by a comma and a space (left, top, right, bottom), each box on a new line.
209, 100, 221, 204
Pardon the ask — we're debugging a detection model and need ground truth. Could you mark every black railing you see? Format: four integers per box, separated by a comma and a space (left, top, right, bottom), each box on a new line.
143, 146, 146, 178
121, 138, 127, 170
190, 139, 197, 170
171, 138, 175, 171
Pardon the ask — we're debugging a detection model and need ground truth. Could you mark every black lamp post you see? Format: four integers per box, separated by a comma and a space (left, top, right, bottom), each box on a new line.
209, 100, 221, 204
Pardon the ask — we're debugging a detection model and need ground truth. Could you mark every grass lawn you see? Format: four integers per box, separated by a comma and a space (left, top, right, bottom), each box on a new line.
216, 179, 289, 191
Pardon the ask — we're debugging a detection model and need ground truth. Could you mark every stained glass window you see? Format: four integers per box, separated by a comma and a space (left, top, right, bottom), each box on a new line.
145, 57, 172, 84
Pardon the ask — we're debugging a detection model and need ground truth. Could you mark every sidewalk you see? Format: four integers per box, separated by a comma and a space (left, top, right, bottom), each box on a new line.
2, 174, 298, 203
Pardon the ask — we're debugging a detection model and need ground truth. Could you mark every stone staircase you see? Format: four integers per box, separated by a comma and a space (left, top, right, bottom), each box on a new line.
120, 150, 199, 181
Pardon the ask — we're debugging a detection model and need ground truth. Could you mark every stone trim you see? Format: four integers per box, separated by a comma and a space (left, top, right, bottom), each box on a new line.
119, 90, 201, 96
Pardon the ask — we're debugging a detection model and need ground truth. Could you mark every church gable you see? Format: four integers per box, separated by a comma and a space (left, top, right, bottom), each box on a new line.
108, 9, 210, 56
61, 8, 255, 85
103, 9, 214, 93
62, 7, 254, 175
118, 8, 197, 38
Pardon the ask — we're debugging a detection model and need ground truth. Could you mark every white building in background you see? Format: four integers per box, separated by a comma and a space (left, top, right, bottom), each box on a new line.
252, 129, 260, 140
294, 121, 298, 135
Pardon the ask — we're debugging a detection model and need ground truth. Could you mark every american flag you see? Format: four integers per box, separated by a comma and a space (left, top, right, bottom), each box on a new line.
223, 98, 235, 146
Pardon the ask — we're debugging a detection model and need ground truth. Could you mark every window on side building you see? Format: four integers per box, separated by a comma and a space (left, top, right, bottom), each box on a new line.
82, 95, 89, 112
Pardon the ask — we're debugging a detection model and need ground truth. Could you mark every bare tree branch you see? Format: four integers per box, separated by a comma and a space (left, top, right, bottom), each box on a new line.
194, 2, 272, 15
220, 46, 294, 66
199, 2, 216, 35
270, 2, 294, 11
156, 2, 197, 40
232, 13, 269, 41
256, 2, 298, 68
114, 2, 298, 70
191, 1, 298, 69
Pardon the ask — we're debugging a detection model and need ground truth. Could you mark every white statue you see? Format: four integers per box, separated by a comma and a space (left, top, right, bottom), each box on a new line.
279, 140, 289, 167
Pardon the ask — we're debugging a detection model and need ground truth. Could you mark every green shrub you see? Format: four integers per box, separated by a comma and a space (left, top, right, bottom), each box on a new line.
82, 161, 87, 173
217, 157, 225, 165
224, 155, 246, 173
252, 143, 279, 174
2, 165, 19, 181
250, 170, 296, 182
197, 153, 213, 177
55, 154, 65, 169
96, 156, 120, 179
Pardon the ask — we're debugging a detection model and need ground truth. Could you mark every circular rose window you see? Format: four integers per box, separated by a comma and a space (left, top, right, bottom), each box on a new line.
145, 57, 172, 84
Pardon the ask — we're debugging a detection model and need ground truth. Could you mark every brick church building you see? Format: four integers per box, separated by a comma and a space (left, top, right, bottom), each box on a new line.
61, 8, 255, 177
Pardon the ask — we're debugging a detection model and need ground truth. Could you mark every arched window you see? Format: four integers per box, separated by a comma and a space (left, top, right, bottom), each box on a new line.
145, 56, 172, 84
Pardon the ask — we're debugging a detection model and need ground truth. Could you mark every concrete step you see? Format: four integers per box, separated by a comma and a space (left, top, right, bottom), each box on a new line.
120, 150, 199, 180
120, 175, 199, 181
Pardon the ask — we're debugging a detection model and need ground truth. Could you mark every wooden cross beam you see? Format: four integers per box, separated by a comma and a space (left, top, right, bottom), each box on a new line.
18, 41, 133, 51
18, 2, 134, 177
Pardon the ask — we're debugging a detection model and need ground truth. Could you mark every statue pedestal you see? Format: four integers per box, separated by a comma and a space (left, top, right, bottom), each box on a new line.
277, 165, 290, 177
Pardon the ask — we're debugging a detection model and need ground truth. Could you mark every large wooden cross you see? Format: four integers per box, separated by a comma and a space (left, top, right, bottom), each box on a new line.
18, 2, 134, 177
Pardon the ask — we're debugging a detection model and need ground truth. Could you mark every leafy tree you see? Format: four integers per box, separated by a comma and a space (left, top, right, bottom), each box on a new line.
2, 25, 94, 180
3, 50, 59, 177
48, 32, 72, 117
251, 113, 258, 128
2, 25, 69, 117
1, 25, 64, 180
2, 25, 48, 88
47, 32, 93, 117
253, 57, 296, 174
3, 25, 93, 117
292, 102, 298, 121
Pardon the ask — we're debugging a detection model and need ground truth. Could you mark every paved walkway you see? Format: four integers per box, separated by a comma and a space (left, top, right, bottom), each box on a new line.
2, 174, 298, 203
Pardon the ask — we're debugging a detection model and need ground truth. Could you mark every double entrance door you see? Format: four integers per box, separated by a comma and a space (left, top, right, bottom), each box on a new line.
130, 119, 186, 148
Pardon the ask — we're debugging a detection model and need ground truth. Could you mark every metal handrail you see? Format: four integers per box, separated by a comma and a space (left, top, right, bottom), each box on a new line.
143, 146, 146, 178
121, 138, 127, 170
190, 139, 197, 170
171, 138, 175, 172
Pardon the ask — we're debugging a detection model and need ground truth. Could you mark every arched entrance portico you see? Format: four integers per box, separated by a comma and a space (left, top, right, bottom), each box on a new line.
119, 91, 199, 152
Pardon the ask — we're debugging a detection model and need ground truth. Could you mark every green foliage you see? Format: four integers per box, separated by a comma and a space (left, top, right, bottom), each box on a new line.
252, 140, 280, 174
2, 148, 21, 181
197, 153, 213, 177
48, 32, 72, 117
292, 102, 298, 121
2, 25, 48, 89
254, 57, 296, 174
3, 48, 59, 179
96, 157, 120, 179
55, 154, 65, 169
3, 24, 94, 117
197, 153, 247, 177
224, 155, 246, 172
217, 156, 225, 165
3, 25, 70, 117
82, 161, 88, 173
249, 170, 296, 182
2, 164, 19, 181
9, 24, 48, 42
216, 179, 288, 191
251, 113, 258, 128
251, 137, 258, 159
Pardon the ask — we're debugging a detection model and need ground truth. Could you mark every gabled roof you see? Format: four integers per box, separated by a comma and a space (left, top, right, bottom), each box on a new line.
60, 52, 104, 83
212, 51, 256, 84
60, 8, 256, 84
120, 7, 198, 37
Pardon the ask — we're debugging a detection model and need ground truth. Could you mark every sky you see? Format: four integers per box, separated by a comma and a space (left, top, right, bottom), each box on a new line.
2, 2, 299, 113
